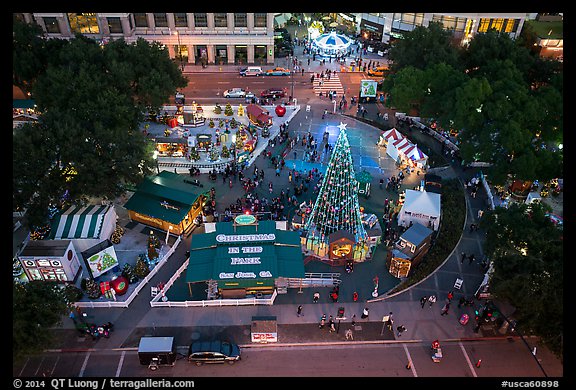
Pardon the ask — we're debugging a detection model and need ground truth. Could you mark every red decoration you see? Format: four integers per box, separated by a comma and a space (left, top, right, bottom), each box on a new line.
275, 105, 286, 117
100, 281, 111, 294
110, 275, 129, 295
168, 118, 178, 128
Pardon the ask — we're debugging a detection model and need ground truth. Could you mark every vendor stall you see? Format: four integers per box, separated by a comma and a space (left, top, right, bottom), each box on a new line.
397, 189, 441, 231
18, 239, 83, 283
123, 171, 208, 236
185, 217, 305, 299
378, 128, 404, 147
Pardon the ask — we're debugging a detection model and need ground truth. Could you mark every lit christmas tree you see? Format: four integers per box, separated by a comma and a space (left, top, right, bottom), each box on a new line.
224, 103, 234, 116
304, 122, 368, 260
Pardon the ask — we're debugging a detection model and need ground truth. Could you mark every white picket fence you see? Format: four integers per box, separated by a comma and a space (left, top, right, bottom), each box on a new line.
150, 257, 278, 307
76, 235, 183, 308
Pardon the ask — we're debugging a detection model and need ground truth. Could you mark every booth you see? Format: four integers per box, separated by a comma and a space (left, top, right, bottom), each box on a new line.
388, 222, 434, 278
123, 171, 208, 236
397, 189, 441, 231
378, 128, 404, 147
18, 239, 83, 283
49, 204, 118, 242
185, 217, 305, 299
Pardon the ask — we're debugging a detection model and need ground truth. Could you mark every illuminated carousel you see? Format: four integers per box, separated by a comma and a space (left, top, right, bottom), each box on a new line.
311, 30, 353, 58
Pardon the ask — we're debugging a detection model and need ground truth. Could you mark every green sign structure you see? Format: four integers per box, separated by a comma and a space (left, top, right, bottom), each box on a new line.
234, 214, 257, 225
360, 79, 377, 98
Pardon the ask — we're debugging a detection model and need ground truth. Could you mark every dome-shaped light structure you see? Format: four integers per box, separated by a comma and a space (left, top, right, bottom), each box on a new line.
312, 30, 352, 57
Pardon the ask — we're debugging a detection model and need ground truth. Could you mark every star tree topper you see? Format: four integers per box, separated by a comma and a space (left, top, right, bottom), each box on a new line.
337, 122, 348, 132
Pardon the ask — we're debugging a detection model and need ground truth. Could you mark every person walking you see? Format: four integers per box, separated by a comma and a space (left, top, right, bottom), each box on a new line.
458, 296, 466, 308
396, 325, 407, 337
353, 291, 359, 302
447, 291, 454, 301
468, 253, 475, 265
313, 291, 320, 303
420, 296, 428, 308
440, 301, 450, 316
428, 295, 437, 307
319, 314, 326, 329
328, 315, 335, 333
361, 307, 369, 319
461, 252, 467, 264
345, 328, 354, 340
297, 305, 303, 317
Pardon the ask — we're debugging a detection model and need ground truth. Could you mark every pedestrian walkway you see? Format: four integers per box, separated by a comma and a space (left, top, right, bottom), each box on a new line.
312, 73, 345, 97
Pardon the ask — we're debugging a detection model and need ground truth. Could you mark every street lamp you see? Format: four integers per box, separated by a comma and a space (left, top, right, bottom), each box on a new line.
153, 150, 160, 174
173, 29, 184, 72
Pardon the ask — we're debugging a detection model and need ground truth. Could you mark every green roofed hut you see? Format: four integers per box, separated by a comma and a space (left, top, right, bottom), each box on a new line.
186, 217, 305, 299
123, 171, 208, 236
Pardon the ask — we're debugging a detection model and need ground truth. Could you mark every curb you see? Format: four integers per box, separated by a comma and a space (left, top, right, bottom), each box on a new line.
44, 335, 525, 353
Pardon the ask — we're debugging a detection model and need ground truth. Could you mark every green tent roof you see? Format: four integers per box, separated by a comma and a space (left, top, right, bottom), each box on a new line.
186, 220, 305, 286
123, 171, 203, 224
48, 204, 111, 239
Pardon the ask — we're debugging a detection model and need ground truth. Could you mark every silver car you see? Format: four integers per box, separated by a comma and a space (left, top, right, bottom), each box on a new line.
223, 88, 255, 98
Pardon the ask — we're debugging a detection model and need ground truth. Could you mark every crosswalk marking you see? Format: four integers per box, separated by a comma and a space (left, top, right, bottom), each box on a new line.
313, 73, 345, 97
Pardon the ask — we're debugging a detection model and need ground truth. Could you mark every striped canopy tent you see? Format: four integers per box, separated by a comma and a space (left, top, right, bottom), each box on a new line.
378, 128, 404, 146
312, 30, 352, 57
49, 204, 117, 240
386, 137, 411, 161
403, 143, 428, 167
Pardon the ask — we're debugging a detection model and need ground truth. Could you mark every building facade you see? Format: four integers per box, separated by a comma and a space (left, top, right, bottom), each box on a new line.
14, 13, 275, 65
355, 13, 537, 45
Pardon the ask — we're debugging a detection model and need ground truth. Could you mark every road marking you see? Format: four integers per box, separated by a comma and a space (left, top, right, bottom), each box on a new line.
116, 350, 126, 377
18, 357, 30, 377
459, 341, 478, 377
78, 352, 91, 377
403, 344, 417, 377
217, 81, 231, 84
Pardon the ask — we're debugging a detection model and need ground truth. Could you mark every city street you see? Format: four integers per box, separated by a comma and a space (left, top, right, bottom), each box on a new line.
14, 338, 560, 378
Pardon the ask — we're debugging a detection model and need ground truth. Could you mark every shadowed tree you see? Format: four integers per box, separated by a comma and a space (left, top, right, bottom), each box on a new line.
13, 28, 187, 228
481, 202, 563, 358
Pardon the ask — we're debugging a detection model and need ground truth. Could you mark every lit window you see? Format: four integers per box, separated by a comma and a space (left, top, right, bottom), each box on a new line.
67, 13, 100, 34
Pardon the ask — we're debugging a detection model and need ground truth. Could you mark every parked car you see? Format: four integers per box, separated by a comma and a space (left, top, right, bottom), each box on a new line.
367, 66, 390, 78
223, 88, 255, 98
239, 66, 263, 77
188, 340, 241, 366
265, 67, 291, 76
260, 88, 287, 98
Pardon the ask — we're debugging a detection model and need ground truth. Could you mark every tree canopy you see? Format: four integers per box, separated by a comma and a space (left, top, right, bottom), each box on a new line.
382, 26, 563, 185
13, 20, 187, 227
13, 281, 70, 362
480, 202, 563, 358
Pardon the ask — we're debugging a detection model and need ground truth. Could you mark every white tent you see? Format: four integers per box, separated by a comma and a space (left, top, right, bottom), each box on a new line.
378, 128, 404, 147
402, 143, 428, 168
397, 189, 441, 231
386, 137, 410, 161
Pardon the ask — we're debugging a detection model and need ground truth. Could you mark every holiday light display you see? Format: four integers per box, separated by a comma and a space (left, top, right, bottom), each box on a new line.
304, 123, 369, 260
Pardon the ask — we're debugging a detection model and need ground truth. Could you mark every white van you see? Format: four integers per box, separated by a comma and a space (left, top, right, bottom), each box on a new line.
239, 66, 263, 76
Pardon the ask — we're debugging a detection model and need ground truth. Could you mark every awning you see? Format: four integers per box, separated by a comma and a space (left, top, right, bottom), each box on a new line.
50, 204, 111, 239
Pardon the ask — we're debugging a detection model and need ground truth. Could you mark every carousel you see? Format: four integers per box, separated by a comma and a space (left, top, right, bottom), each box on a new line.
311, 30, 353, 58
